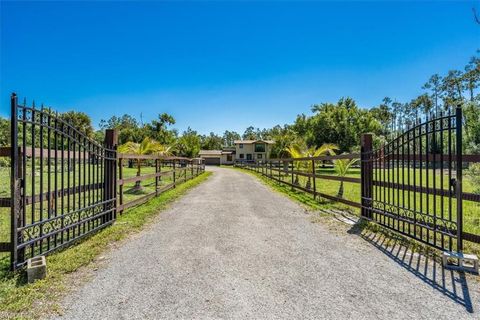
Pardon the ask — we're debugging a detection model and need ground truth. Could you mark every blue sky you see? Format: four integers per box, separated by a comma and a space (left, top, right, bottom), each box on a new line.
1, 1, 479, 135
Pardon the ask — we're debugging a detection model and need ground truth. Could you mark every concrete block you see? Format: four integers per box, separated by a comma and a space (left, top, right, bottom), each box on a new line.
27, 256, 47, 283
443, 251, 479, 274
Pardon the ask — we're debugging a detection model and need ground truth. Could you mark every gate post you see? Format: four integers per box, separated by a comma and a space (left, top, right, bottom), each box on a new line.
361, 134, 373, 219
10, 93, 22, 270
455, 106, 463, 252
104, 129, 118, 221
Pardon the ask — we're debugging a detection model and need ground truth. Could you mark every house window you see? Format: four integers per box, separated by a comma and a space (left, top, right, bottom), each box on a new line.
239, 154, 244, 159
227, 155, 232, 161
254, 143, 265, 152
257, 154, 262, 159
239, 144, 244, 149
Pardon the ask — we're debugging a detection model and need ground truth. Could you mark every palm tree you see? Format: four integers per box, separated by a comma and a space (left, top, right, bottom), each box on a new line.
118, 137, 172, 190
285, 143, 338, 188
334, 156, 359, 198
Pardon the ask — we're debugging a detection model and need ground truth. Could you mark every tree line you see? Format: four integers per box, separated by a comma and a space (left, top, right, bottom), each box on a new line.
0, 51, 478, 158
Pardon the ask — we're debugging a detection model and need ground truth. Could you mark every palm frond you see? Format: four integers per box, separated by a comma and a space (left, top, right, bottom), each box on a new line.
118, 141, 140, 154
334, 156, 359, 176
312, 143, 338, 157
119, 138, 172, 157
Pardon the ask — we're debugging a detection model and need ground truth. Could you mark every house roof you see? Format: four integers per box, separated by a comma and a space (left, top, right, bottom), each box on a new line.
199, 150, 233, 156
199, 150, 222, 156
234, 139, 274, 145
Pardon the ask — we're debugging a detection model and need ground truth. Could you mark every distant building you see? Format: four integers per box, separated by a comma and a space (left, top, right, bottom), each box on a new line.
234, 139, 274, 162
198, 149, 234, 165
199, 139, 274, 165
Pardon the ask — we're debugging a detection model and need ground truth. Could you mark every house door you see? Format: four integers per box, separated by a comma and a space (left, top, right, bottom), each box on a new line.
246, 154, 252, 161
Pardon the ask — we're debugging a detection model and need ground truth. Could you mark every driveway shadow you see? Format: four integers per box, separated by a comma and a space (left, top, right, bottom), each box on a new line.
348, 222, 474, 313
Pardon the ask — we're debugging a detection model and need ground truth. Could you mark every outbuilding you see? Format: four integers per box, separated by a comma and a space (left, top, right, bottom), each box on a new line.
198, 150, 234, 165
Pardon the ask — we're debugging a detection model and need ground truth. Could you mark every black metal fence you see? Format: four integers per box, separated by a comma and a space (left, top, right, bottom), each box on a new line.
369, 109, 464, 252
236, 106, 480, 253
1, 94, 205, 270
8, 94, 119, 269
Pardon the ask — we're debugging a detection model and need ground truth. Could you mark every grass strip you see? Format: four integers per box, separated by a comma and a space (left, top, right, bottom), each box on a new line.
231, 166, 480, 260
0, 171, 211, 320
227, 166, 349, 212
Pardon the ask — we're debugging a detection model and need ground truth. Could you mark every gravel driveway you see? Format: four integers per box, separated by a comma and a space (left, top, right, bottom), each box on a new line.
56, 166, 479, 320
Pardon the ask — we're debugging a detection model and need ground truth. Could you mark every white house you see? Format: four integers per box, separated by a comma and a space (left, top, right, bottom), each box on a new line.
234, 139, 274, 162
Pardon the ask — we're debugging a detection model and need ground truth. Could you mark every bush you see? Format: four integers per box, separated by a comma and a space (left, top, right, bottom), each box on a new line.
467, 163, 480, 194
0, 157, 10, 168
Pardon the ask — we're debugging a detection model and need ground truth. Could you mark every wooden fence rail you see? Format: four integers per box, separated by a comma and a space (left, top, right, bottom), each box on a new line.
0, 130, 205, 270
234, 135, 480, 248
1, 94, 208, 270
116, 155, 205, 213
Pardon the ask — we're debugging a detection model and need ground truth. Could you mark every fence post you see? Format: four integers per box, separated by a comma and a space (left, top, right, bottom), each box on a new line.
10, 93, 22, 270
455, 106, 463, 252
361, 134, 373, 219
278, 160, 281, 181
155, 159, 159, 195
191, 160, 194, 179
312, 159, 317, 200
104, 129, 118, 221
291, 160, 294, 186
173, 159, 176, 187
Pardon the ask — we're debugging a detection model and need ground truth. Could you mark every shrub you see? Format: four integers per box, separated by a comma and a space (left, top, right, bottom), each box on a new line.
467, 163, 480, 194
0, 157, 10, 168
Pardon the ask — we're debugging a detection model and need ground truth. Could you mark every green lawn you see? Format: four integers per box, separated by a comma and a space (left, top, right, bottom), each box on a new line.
0, 164, 9, 258
244, 164, 480, 241
120, 165, 197, 204
0, 161, 179, 198
0, 170, 211, 320
0, 162, 201, 268
235, 165, 480, 257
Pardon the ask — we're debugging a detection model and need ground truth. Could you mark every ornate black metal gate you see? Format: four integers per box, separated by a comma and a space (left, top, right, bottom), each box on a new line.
365, 107, 463, 252
10, 94, 117, 269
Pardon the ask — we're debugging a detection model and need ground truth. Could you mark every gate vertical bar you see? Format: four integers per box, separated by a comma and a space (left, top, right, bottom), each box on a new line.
455, 106, 463, 252
361, 134, 373, 219
10, 93, 20, 270
118, 158, 124, 213
104, 129, 118, 221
